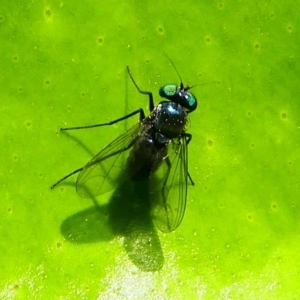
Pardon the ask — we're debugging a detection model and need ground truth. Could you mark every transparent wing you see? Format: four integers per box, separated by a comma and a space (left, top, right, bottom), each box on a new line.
150, 135, 188, 232
76, 123, 141, 198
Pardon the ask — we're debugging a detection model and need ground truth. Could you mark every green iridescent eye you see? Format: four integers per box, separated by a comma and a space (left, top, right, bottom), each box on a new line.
161, 84, 177, 97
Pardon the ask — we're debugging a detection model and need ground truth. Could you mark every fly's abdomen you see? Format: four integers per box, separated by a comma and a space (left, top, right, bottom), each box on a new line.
126, 133, 167, 181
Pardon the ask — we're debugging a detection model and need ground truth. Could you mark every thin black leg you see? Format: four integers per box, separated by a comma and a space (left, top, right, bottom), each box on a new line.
50, 167, 83, 190
187, 172, 195, 186
61, 108, 145, 131
51, 108, 145, 189
162, 156, 172, 231
184, 133, 192, 145
184, 133, 194, 186
52, 66, 154, 189
127, 66, 155, 112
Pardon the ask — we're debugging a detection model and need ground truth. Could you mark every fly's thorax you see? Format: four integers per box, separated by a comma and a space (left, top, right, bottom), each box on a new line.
151, 102, 187, 139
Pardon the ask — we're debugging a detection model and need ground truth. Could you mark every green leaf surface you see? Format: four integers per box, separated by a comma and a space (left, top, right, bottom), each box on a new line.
1, 0, 299, 299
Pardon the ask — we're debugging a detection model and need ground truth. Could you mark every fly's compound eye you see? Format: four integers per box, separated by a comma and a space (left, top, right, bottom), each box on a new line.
159, 84, 177, 98
180, 91, 197, 112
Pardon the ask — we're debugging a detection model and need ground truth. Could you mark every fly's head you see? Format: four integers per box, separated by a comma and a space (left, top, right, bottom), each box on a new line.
159, 83, 197, 112
158, 56, 198, 113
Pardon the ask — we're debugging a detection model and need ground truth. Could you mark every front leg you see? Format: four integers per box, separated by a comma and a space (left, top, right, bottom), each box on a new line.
127, 66, 155, 112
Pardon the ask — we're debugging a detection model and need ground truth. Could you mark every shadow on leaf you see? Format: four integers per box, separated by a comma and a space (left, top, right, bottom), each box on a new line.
60, 179, 164, 272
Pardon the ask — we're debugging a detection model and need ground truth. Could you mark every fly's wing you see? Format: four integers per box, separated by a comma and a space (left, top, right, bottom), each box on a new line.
150, 135, 188, 232
76, 123, 141, 198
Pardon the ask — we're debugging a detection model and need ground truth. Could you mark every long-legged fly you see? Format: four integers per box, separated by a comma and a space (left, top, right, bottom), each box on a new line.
51, 63, 197, 232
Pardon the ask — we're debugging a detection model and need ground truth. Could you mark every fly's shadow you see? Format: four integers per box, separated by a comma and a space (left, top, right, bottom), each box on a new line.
60, 175, 164, 272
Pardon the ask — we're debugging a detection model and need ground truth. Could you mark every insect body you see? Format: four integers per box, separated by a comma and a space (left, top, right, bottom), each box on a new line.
51, 65, 197, 232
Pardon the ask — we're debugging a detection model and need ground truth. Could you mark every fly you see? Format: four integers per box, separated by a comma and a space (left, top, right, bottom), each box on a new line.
51, 62, 197, 232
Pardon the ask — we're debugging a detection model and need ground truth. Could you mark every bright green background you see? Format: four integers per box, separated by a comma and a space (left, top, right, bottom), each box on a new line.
1, 0, 299, 299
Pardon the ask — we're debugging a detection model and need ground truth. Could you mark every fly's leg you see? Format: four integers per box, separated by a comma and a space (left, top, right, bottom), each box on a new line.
60, 108, 145, 131
184, 133, 194, 186
52, 66, 154, 189
52, 109, 145, 189
161, 156, 172, 231
50, 167, 83, 190
127, 66, 155, 112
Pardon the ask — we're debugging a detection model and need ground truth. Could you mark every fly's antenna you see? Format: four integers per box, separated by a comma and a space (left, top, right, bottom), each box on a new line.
164, 53, 184, 86
163, 53, 192, 90
164, 54, 219, 90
